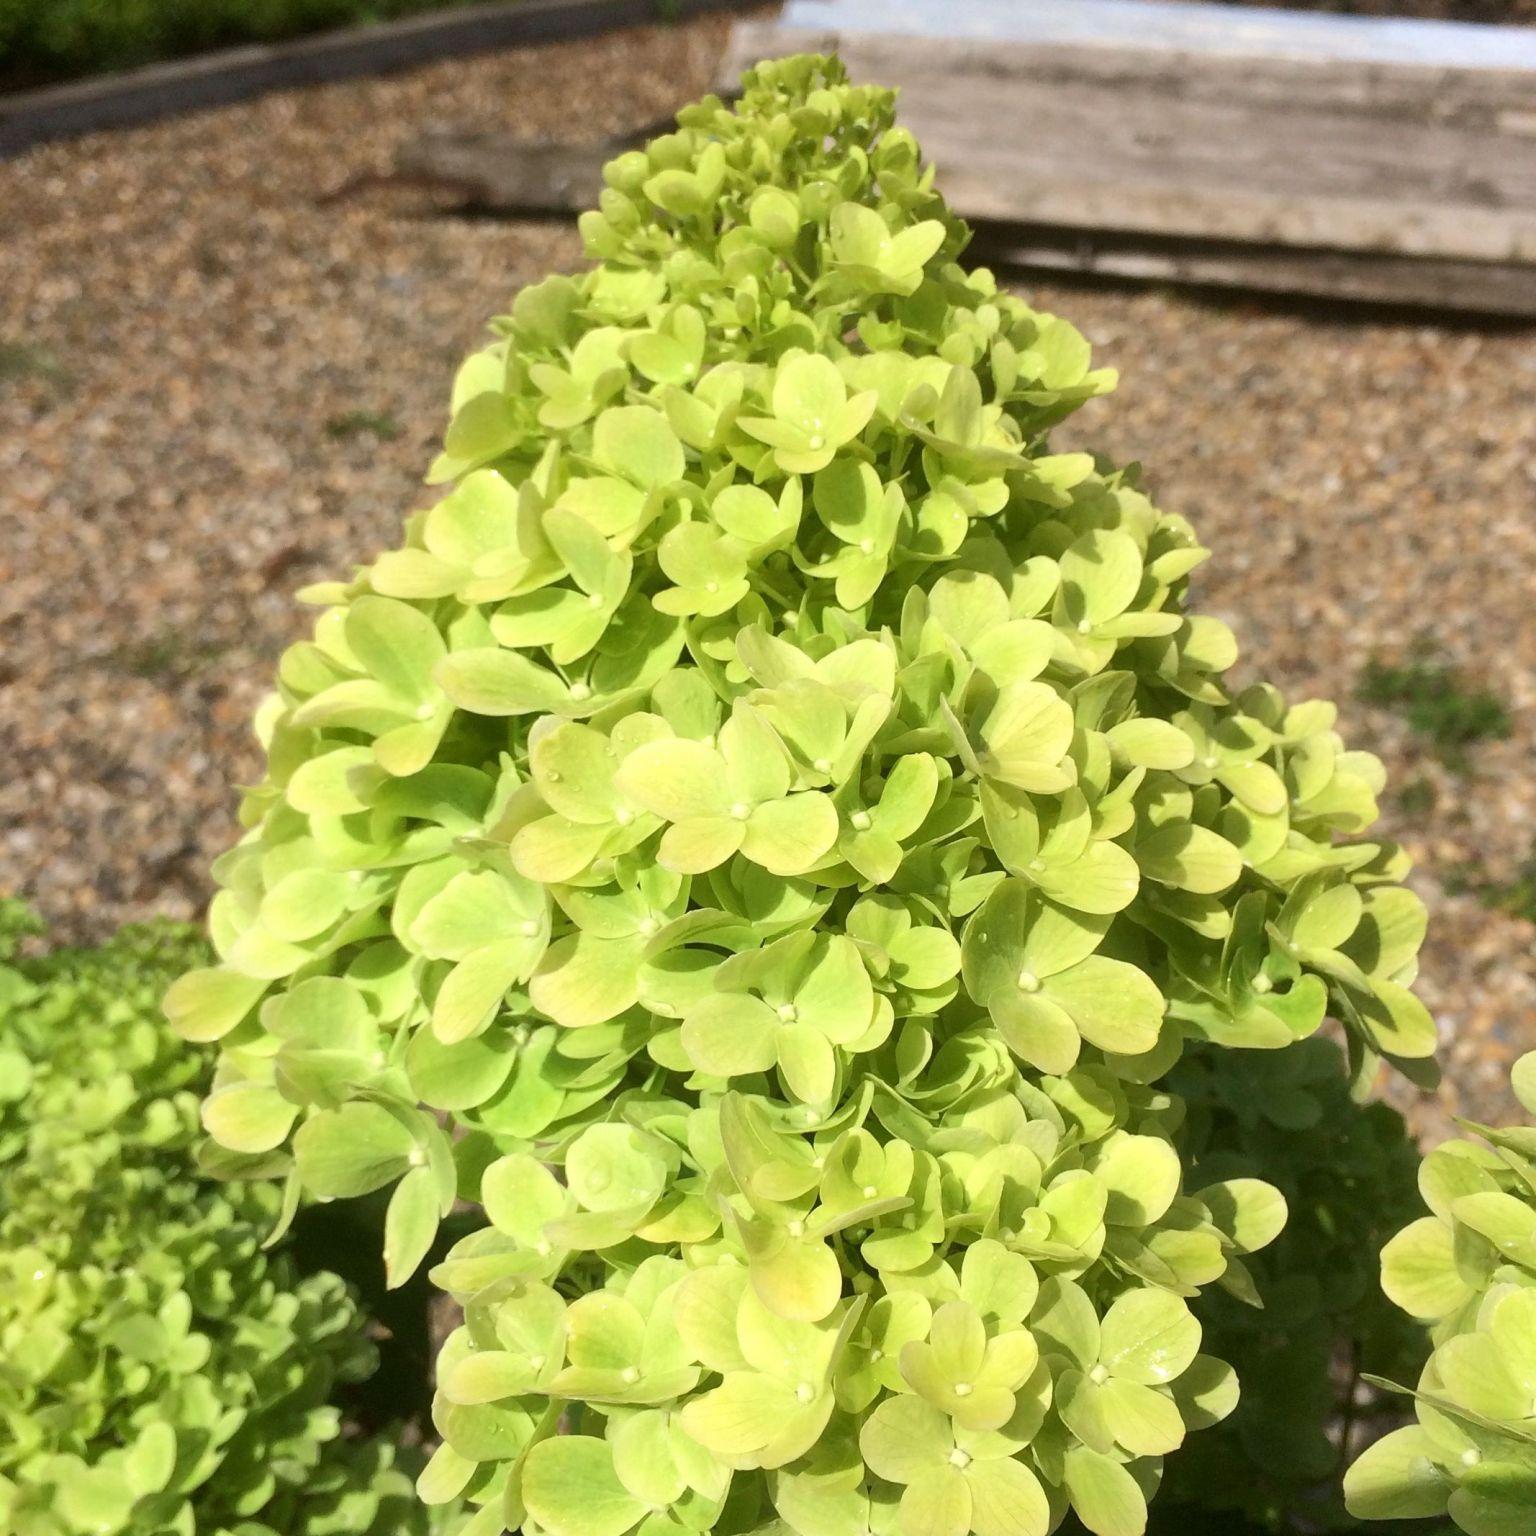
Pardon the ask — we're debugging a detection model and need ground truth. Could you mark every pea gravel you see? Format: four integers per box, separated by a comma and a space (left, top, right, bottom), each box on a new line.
2, 12, 1533, 1133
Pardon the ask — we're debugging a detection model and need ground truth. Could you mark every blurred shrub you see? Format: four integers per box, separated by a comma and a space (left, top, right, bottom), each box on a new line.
0, 0, 465, 87
0, 901, 433, 1536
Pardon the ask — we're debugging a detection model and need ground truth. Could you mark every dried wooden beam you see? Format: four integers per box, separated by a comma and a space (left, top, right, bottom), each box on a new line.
393, 130, 624, 213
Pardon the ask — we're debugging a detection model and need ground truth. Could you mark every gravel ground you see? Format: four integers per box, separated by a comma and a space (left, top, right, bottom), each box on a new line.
3, 13, 1533, 1131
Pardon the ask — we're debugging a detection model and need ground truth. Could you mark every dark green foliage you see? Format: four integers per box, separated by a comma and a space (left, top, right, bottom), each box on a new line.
1156, 1040, 1429, 1533
0, 903, 436, 1536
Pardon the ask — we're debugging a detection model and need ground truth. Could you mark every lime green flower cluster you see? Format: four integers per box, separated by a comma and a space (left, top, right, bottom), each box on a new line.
0, 905, 430, 1536
1345, 1052, 1536, 1534
169, 55, 1434, 1536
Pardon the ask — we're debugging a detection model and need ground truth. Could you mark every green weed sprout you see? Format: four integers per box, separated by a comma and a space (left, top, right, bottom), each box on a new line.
0, 904, 431, 1536
171, 56, 1435, 1536
1345, 1050, 1536, 1534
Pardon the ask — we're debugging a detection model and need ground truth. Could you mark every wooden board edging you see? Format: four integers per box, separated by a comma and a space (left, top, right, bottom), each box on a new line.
0, 0, 759, 159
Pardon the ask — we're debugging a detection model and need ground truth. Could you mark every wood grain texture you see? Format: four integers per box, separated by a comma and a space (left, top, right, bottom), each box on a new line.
722, 27, 1536, 266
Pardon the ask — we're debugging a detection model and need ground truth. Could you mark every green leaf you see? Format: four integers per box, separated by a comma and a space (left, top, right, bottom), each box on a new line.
293, 1102, 418, 1199
384, 1163, 441, 1287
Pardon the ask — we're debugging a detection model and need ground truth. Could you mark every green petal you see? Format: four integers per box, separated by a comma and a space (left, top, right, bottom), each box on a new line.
1100, 1288, 1201, 1386
743, 793, 840, 876
1043, 955, 1163, 1056
1343, 1426, 1451, 1521
899, 1469, 971, 1536
1062, 1446, 1147, 1536
522, 1437, 649, 1536
616, 738, 731, 821
966, 1456, 1050, 1536
593, 404, 685, 488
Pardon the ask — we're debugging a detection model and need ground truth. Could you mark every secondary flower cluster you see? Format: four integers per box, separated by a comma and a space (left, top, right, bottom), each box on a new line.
0, 905, 430, 1536
170, 55, 1433, 1536
1345, 1050, 1536, 1533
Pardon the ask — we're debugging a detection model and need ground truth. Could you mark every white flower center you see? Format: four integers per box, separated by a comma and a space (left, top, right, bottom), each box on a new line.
851, 811, 872, 831
569, 682, 591, 701
615, 807, 635, 826
622, 1366, 641, 1384
796, 1381, 816, 1403
520, 919, 540, 936
953, 1382, 973, 1398
813, 757, 833, 773
948, 1449, 971, 1469
1016, 969, 1041, 993
1090, 1363, 1110, 1386
730, 802, 752, 820
778, 1003, 798, 1023
415, 702, 435, 721
808, 434, 825, 450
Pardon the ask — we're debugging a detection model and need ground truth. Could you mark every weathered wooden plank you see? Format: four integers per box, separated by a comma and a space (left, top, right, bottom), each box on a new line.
966, 225, 1536, 319
721, 25, 1536, 267
726, 21, 1536, 118
764, 0, 1536, 72
390, 131, 1536, 317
